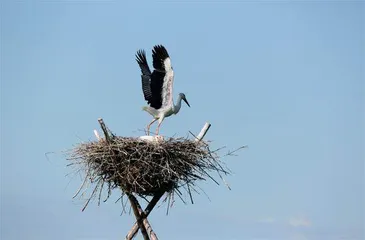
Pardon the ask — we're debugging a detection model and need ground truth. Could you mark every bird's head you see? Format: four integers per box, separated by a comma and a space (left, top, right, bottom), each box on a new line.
179, 93, 190, 107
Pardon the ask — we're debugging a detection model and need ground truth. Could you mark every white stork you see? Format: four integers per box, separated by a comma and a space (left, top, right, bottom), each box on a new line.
136, 45, 190, 136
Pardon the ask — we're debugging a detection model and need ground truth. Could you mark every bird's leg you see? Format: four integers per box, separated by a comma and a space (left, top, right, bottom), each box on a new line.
155, 117, 165, 136
146, 118, 158, 136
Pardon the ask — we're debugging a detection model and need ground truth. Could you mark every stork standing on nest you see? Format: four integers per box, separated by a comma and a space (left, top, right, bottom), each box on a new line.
136, 45, 190, 136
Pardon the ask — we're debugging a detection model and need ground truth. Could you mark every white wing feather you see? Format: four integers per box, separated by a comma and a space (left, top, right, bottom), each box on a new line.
161, 57, 174, 109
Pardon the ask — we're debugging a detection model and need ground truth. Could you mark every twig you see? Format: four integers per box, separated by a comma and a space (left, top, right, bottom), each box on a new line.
73, 168, 90, 199
224, 145, 247, 157
81, 179, 101, 212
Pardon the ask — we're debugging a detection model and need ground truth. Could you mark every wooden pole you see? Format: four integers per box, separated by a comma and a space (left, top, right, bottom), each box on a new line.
125, 191, 165, 240
196, 122, 211, 142
125, 192, 151, 240
129, 193, 160, 240
124, 122, 212, 239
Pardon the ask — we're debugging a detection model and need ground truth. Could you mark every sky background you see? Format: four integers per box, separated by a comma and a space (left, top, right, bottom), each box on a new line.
1, 0, 364, 240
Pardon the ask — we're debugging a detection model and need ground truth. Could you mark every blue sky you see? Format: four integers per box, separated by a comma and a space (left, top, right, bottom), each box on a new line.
1, 1, 364, 240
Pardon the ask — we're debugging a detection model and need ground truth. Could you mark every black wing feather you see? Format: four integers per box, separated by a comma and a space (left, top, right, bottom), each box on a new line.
136, 50, 151, 76
149, 71, 164, 109
152, 45, 170, 71
136, 50, 153, 103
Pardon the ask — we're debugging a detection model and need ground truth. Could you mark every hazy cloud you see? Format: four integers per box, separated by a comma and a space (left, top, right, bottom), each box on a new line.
258, 217, 276, 223
288, 217, 312, 227
290, 233, 308, 240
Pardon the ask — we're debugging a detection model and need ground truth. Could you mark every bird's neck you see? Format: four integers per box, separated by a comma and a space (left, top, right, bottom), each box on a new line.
173, 95, 183, 114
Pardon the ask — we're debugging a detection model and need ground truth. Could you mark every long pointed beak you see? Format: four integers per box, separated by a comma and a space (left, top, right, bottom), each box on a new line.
183, 98, 191, 107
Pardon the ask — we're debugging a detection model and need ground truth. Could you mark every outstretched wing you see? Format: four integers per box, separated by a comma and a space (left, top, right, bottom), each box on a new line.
151, 45, 174, 109
136, 50, 153, 102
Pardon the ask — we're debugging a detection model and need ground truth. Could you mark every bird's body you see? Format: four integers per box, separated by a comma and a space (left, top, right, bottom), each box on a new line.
136, 45, 190, 135
143, 92, 185, 118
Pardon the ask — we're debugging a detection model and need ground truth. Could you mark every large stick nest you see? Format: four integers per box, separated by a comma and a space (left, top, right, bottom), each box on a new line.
67, 134, 236, 205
